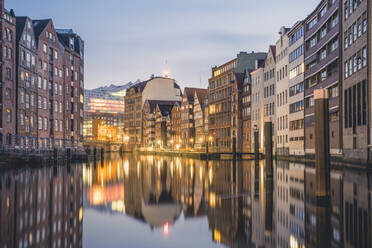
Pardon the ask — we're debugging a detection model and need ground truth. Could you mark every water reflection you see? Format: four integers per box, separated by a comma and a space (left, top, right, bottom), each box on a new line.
1, 155, 371, 247
83, 154, 372, 248
0, 164, 83, 248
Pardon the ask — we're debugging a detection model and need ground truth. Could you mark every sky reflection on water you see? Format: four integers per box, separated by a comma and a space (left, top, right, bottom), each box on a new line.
0, 154, 371, 247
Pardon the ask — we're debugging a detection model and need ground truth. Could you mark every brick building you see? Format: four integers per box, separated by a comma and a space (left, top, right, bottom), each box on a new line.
180, 88, 207, 149
170, 102, 181, 147
124, 77, 182, 150
154, 103, 174, 148
342, 0, 370, 161
208, 52, 266, 152
15, 17, 38, 148
193, 89, 208, 149
57, 29, 85, 148
0, 2, 16, 146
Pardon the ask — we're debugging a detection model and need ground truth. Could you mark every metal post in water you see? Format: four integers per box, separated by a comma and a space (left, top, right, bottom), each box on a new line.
232, 136, 237, 161
314, 89, 330, 200
101, 147, 105, 162
254, 125, 259, 163
314, 88, 331, 247
264, 122, 273, 177
93, 147, 97, 161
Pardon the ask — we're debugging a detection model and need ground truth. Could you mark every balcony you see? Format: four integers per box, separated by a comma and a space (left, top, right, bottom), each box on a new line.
305, 72, 338, 96
305, 24, 339, 58
305, 48, 339, 78
305, 0, 339, 39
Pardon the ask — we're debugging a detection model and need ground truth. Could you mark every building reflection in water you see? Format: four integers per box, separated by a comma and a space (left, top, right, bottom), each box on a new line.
83, 154, 372, 248
0, 164, 83, 248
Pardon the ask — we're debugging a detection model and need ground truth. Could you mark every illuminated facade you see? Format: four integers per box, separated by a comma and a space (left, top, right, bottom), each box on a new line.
84, 112, 123, 141
193, 89, 208, 149
124, 77, 182, 149
208, 52, 266, 152
84, 83, 132, 114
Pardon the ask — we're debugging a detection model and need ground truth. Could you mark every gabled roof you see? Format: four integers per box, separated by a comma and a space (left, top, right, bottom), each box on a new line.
144, 100, 181, 114
184, 88, 207, 103
157, 104, 175, 117
32, 19, 51, 44
15, 16, 27, 42
193, 89, 208, 108
269, 45, 276, 63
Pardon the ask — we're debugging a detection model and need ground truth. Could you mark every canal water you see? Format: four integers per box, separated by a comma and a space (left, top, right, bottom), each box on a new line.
0, 153, 371, 248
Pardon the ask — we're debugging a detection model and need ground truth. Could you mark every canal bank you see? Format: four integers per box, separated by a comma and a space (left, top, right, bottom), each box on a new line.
119, 149, 372, 169
0, 148, 87, 168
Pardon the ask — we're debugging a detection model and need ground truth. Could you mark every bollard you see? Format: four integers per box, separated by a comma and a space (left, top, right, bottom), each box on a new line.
314, 89, 330, 200
100, 147, 104, 161
67, 148, 71, 162
93, 147, 97, 161
232, 136, 237, 161
264, 122, 273, 177
206, 141, 209, 160
254, 129, 259, 163
53, 148, 58, 160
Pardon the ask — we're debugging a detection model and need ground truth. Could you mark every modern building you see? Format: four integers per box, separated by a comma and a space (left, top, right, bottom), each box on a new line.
304, 0, 341, 155
276, 26, 290, 155
193, 89, 208, 149
15, 16, 38, 148
288, 22, 305, 155
251, 67, 265, 152
0, 2, 16, 146
342, 0, 369, 161
180, 88, 207, 149
84, 83, 132, 113
124, 77, 182, 149
208, 52, 266, 152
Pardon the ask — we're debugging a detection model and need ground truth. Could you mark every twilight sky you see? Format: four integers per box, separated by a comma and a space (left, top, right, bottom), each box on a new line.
8, 0, 319, 90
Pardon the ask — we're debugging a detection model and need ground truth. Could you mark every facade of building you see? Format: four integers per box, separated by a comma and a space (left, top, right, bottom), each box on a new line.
208, 52, 266, 152
304, 0, 341, 154
15, 17, 38, 148
193, 89, 208, 149
0, 3, 16, 146
154, 104, 174, 148
124, 77, 182, 150
170, 102, 181, 148
251, 68, 265, 152
142, 100, 178, 148
276, 26, 290, 155
33, 19, 63, 149
231, 72, 245, 153
180, 88, 206, 149
57, 29, 84, 148
84, 83, 132, 113
288, 22, 305, 155
263, 46, 277, 153
342, 0, 369, 161
241, 71, 252, 154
